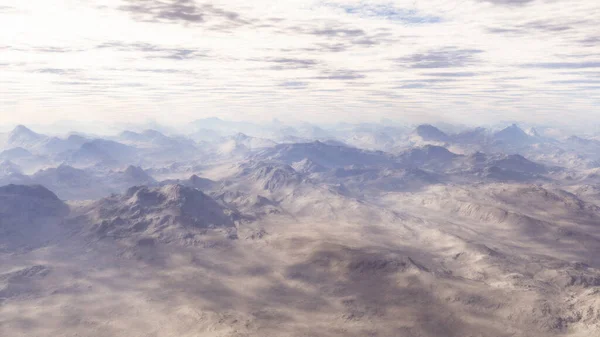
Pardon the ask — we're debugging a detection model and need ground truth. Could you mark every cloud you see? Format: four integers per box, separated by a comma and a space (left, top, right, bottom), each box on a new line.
305, 43, 349, 53
253, 57, 319, 71
310, 27, 365, 37
119, 0, 204, 23
396, 48, 484, 68
400, 79, 458, 84
479, 0, 535, 5
135, 68, 190, 74
487, 19, 588, 36
33, 47, 83, 53
522, 62, 600, 69
35, 68, 81, 75
279, 81, 309, 89
580, 36, 600, 47
2, 0, 599, 128
314, 70, 366, 80
549, 79, 600, 84
97, 42, 206, 60
324, 3, 442, 24
396, 83, 428, 89
157, 49, 203, 60
118, 0, 250, 27
422, 72, 479, 77
268, 58, 318, 68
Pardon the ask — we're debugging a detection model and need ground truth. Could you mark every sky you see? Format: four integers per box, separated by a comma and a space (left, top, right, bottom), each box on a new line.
0, 0, 599, 129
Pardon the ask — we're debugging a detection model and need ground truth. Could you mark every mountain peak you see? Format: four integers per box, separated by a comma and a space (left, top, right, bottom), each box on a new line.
107, 184, 236, 230
493, 124, 531, 145
414, 124, 449, 142
0, 184, 69, 223
12, 125, 35, 134
7, 125, 44, 146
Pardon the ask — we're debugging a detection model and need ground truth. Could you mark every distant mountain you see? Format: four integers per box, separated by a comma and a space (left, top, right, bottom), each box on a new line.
567, 136, 600, 147
0, 160, 23, 176
232, 133, 276, 150
234, 161, 303, 192
119, 129, 196, 150
5, 125, 47, 149
492, 124, 532, 146
212, 133, 277, 158
412, 124, 449, 143
0, 147, 33, 161
30, 164, 99, 199
491, 154, 549, 175
343, 130, 395, 151
454, 152, 550, 182
396, 145, 459, 169
64, 139, 138, 167
255, 141, 395, 168
112, 165, 157, 187
292, 123, 332, 139
39, 135, 89, 155
160, 174, 216, 191
0, 161, 30, 186
451, 127, 488, 145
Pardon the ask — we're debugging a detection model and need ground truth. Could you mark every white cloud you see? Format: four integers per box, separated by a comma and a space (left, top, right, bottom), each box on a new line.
0, 0, 598, 128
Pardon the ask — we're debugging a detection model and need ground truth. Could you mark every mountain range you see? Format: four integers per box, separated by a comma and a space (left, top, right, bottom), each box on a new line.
1, 121, 600, 337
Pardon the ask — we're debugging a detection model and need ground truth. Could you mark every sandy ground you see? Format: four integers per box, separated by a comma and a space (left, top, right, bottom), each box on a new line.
2, 183, 600, 337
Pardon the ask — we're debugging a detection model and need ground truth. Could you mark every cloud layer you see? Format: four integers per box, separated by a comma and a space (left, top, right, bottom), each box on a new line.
0, 0, 598, 128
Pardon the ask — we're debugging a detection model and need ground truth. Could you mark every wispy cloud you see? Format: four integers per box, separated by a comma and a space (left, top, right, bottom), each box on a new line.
396, 48, 484, 68
522, 62, 600, 69
97, 42, 207, 60
480, 0, 535, 6
314, 70, 366, 80
118, 0, 251, 29
334, 3, 441, 24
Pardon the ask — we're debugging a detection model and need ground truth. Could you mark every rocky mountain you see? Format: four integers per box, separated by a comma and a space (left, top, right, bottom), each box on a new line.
111, 165, 156, 187
77, 184, 237, 242
291, 158, 327, 174
492, 123, 533, 147
160, 174, 216, 191
4, 122, 600, 337
0, 184, 68, 220
31, 165, 100, 200
256, 141, 396, 168
396, 145, 459, 169
0, 184, 69, 250
411, 124, 450, 143
227, 161, 304, 194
